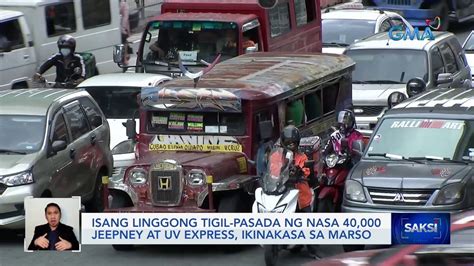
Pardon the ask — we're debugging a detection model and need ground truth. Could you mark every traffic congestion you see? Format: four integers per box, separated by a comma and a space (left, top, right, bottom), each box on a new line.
1, 0, 474, 265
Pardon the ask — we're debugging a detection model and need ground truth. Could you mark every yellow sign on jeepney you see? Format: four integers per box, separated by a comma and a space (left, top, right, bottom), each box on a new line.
148, 135, 242, 153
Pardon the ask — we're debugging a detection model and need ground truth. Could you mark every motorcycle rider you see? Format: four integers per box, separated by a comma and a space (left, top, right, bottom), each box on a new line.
322, 109, 365, 165
33, 35, 85, 88
280, 125, 319, 259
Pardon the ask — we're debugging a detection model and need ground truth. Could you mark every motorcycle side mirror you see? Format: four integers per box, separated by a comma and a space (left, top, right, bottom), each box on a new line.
113, 44, 125, 64
124, 119, 137, 140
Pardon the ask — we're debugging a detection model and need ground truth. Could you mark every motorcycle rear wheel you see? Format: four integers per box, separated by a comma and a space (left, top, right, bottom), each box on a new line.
264, 245, 279, 266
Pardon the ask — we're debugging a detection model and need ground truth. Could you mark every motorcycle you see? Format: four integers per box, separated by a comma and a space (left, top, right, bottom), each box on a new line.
253, 140, 319, 266
32, 67, 83, 89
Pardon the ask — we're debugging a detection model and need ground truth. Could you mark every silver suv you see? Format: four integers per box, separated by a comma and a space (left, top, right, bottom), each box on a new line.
344, 31, 472, 133
0, 89, 113, 229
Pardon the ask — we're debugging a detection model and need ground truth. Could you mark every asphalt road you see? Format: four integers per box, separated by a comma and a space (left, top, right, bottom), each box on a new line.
0, 20, 472, 266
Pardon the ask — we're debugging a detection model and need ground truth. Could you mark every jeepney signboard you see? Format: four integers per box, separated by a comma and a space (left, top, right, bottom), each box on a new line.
149, 135, 242, 152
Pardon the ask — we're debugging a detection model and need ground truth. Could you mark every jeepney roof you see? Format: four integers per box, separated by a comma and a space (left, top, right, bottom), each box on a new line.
153, 52, 355, 101
153, 12, 258, 25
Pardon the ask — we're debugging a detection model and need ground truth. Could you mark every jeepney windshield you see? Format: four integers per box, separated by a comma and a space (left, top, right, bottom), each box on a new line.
142, 21, 239, 66
147, 111, 245, 136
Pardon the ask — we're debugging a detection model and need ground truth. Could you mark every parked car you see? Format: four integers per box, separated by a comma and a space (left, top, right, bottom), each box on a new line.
77, 73, 171, 198
322, 8, 412, 54
462, 30, 474, 83
0, 89, 113, 229
344, 31, 472, 132
342, 87, 474, 215
304, 210, 474, 266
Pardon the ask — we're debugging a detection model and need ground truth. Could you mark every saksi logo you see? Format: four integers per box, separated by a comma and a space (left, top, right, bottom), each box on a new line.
388, 17, 441, 41
404, 221, 439, 233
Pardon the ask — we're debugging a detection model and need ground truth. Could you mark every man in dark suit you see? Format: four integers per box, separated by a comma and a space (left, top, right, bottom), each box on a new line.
28, 203, 79, 251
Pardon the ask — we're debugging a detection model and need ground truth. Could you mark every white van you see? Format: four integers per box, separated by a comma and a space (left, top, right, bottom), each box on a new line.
0, 0, 121, 90
77, 73, 171, 191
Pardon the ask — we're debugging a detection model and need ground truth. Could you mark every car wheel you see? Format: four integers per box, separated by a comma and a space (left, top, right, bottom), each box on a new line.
84, 173, 104, 212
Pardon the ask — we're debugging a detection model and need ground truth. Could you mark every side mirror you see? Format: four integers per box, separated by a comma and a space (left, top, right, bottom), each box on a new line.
124, 119, 137, 140
352, 140, 364, 156
90, 115, 103, 128
437, 73, 453, 85
245, 46, 258, 54
113, 44, 125, 64
406, 77, 426, 97
387, 91, 408, 109
258, 120, 273, 140
51, 140, 67, 153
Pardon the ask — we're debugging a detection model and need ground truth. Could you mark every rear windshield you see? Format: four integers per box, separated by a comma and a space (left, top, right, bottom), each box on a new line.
366, 118, 474, 160
147, 111, 245, 136
322, 19, 376, 46
85, 86, 140, 119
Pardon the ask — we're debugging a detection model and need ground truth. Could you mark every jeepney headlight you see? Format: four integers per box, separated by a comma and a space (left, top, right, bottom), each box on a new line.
345, 180, 367, 202
187, 169, 205, 186
434, 183, 465, 205
127, 167, 148, 186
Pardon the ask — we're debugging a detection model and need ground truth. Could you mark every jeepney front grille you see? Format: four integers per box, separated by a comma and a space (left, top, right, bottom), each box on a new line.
354, 106, 385, 117
387, 0, 411, 5
368, 187, 435, 206
0, 183, 6, 195
150, 169, 183, 206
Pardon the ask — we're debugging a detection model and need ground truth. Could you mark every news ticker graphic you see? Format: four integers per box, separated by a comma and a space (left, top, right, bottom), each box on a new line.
81, 213, 391, 245
392, 213, 451, 245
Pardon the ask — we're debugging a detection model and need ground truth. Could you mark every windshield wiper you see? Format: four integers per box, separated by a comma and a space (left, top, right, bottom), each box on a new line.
361, 80, 404, 84
0, 149, 27, 155
407, 156, 469, 165
367, 153, 423, 164
323, 42, 349, 47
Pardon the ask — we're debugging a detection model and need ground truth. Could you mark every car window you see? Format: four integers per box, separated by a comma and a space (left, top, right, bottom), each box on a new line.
51, 111, 69, 144
0, 19, 25, 52
45, 1, 77, 37
79, 97, 103, 129
390, 17, 407, 31
431, 47, 445, 79
379, 18, 392, 32
448, 38, 470, 68
268, 1, 291, 37
64, 102, 90, 140
81, 0, 111, 29
439, 42, 459, 73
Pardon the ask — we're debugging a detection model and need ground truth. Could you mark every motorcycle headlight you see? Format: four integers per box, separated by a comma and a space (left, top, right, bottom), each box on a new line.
434, 183, 465, 205
325, 154, 338, 168
127, 167, 147, 186
187, 169, 205, 186
0, 171, 34, 186
112, 140, 135, 155
345, 180, 367, 202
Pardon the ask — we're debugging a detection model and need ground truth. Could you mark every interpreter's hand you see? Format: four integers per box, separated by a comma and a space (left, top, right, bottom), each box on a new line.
55, 237, 72, 251
34, 233, 49, 249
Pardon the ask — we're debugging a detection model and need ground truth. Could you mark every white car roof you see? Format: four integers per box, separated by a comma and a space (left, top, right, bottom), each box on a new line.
78, 73, 171, 88
322, 9, 387, 21
0, 9, 23, 21
0, 0, 61, 7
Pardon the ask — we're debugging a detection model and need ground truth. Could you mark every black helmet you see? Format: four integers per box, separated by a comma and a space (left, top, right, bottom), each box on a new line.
280, 125, 300, 151
57, 35, 76, 53
337, 109, 356, 135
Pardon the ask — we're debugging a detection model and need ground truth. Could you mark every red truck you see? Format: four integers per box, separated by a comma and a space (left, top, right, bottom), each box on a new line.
129, 0, 324, 77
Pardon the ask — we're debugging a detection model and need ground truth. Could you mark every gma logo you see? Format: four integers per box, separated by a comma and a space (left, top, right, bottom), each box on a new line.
389, 26, 435, 41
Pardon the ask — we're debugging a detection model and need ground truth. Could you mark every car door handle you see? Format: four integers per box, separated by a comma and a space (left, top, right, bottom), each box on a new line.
24, 54, 29, 59
90, 134, 96, 145
69, 148, 76, 159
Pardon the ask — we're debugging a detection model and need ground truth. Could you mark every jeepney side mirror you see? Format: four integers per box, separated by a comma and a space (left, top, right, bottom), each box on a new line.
124, 119, 137, 140
387, 91, 407, 109
113, 44, 125, 64
258, 120, 273, 141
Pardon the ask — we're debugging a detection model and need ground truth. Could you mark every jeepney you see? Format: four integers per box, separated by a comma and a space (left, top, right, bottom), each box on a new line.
107, 53, 355, 249
114, 0, 323, 77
